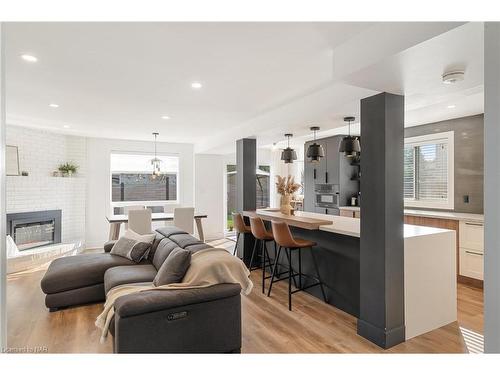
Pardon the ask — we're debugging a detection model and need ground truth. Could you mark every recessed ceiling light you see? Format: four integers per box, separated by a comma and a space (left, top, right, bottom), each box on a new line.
49, 103, 59, 108
161, 115, 170, 120
447, 104, 456, 109
63, 125, 70, 129
191, 82, 203, 89
21, 54, 38, 62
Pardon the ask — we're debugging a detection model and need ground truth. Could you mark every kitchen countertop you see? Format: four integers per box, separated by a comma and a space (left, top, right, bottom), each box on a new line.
243, 209, 333, 230
338, 207, 484, 223
246, 208, 454, 239
339, 206, 361, 211
319, 218, 452, 239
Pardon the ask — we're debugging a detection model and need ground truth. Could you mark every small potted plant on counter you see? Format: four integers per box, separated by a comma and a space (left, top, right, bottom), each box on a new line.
58, 162, 78, 177
276, 175, 301, 215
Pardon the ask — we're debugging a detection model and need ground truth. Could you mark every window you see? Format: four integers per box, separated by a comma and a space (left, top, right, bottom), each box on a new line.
404, 131, 454, 209
110, 153, 179, 205
225, 165, 270, 231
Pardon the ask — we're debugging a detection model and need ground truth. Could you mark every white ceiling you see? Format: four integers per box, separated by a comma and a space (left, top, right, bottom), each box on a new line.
5, 22, 483, 154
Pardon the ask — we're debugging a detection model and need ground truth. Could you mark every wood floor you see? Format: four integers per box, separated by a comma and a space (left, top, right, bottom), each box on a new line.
6, 238, 483, 353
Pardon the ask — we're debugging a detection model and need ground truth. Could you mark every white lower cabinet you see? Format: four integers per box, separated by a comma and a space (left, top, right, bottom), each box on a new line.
459, 248, 484, 280
459, 221, 484, 280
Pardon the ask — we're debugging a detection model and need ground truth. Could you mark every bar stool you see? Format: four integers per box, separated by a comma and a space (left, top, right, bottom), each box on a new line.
232, 213, 251, 257
268, 221, 327, 311
249, 217, 276, 294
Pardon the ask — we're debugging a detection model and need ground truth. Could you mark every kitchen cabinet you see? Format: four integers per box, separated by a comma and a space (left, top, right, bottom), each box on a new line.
459, 248, 484, 280
459, 221, 484, 281
459, 221, 484, 252
303, 136, 359, 212
404, 214, 484, 287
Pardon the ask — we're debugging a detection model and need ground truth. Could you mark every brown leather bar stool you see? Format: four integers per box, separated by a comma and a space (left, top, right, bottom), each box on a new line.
249, 217, 276, 294
232, 213, 251, 257
269, 221, 327, 311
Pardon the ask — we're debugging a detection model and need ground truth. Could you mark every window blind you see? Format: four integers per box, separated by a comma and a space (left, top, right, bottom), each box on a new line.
404, 141, 449, 203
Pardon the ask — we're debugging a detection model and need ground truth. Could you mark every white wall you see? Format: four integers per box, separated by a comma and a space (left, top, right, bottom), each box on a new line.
269, 146, 305, 207
5, 125, 87, 245
195, 154, 225, 240
85, 137, 194, 248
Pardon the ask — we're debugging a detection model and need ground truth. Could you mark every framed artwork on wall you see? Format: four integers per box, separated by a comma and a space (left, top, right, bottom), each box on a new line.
6, 145, 20, 176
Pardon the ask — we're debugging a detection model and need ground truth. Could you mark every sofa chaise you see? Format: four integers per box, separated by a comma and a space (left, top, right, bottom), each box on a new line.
40, 226, 242, 353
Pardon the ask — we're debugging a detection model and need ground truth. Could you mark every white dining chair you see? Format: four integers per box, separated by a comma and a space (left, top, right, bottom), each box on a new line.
174, 207, 195, 234
123, 205, 145, 230
128, 209, 152, 235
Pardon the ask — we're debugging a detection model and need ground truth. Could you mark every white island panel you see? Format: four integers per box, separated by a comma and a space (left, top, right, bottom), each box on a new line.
404, 229, 457, 339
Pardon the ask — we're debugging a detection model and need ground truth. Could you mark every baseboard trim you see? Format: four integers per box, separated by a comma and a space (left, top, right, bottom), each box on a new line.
458, 275, 483, 289
357, 319, 406, 349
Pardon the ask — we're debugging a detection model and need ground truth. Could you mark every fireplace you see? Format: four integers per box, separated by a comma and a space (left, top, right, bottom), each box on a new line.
6, 210, 62, 251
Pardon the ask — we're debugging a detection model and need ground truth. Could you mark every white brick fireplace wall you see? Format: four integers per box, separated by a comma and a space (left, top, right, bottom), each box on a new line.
6, 125, 87, 246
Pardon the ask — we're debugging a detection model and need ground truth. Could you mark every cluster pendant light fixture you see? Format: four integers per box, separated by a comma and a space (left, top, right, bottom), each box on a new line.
281, 133, 297, 164
306, 126, 324, 163
339, 116, 361, 158
150, 132, 162, 179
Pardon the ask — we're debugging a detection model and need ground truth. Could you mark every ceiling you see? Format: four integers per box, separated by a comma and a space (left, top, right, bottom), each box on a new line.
5, 22, 483, 154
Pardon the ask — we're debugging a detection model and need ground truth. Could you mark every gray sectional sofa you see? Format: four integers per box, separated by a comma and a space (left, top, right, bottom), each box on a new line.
40, 226, 242, 353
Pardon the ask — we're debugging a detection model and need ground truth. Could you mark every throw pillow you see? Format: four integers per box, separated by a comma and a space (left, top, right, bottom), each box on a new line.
153, 247, 192, 286
110, 229, 156, 263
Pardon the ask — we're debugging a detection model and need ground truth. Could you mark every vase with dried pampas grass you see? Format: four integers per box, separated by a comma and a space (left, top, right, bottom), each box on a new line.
276, 175, 301, 215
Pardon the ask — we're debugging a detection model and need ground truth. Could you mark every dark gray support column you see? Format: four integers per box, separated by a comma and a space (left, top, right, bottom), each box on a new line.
236, 138, 256, 264
236, 138, 256, 212
484, 22, 500, 353
357, 92, 405, 349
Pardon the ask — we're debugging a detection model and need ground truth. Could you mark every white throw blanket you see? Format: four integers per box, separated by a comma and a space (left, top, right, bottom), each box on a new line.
95, 247, 253, 342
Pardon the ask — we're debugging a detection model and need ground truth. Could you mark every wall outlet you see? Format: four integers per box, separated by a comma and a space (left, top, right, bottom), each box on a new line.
463, 195, 470, 204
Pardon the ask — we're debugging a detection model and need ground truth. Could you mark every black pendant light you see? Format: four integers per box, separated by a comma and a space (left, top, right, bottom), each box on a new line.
306, 126, 325, 163
281, 133, 297, 164
339, 116, 361, 158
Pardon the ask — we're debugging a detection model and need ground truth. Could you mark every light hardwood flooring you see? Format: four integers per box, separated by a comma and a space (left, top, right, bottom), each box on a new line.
6, 238, 483, 353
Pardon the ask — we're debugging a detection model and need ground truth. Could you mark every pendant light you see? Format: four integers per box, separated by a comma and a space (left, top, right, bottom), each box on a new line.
306, 126, 324, 163
281, 133, 297, 164
339, 116, 361, 158
150, 132, 162, 179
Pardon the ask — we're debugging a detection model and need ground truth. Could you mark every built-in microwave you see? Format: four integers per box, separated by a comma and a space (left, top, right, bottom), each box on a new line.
315, 184, 340, 208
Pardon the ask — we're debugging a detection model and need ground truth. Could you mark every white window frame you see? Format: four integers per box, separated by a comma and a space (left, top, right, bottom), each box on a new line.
109, 151, 180, 209
404, 131, 454, 210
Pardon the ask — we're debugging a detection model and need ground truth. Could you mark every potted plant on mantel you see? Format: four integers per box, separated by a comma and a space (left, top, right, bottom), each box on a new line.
57, 162, 78, 177
276, 175, 301, 215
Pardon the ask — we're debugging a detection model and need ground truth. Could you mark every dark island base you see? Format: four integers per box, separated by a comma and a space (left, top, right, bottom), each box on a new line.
237, 226, 360, 317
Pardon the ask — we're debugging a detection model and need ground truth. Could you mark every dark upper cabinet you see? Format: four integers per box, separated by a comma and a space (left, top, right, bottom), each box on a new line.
303, 140, 316, 212
326, 137, 341, 185
310, 139, 327, 184
303, 135, 360, 212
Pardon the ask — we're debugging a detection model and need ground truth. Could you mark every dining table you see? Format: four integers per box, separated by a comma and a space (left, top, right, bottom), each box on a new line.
105, 212, 208, 242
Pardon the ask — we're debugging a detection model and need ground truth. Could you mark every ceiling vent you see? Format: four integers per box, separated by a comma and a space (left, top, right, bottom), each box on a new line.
442, 71, 465, 84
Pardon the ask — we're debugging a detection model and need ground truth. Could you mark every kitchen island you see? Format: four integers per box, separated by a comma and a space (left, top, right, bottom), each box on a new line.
241, 208, 457, 340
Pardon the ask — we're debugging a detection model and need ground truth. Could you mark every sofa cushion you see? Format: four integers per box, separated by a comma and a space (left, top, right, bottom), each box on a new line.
155, 226, 188, 238
41, 253, 139, 294
152, 238, 179, 270
110, 230, 156, 263
153, 248, 191, 286
104, 264, 158, 294
169, 233, 204, 249
185, 243, 212, 253
147, 233, 167, 260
